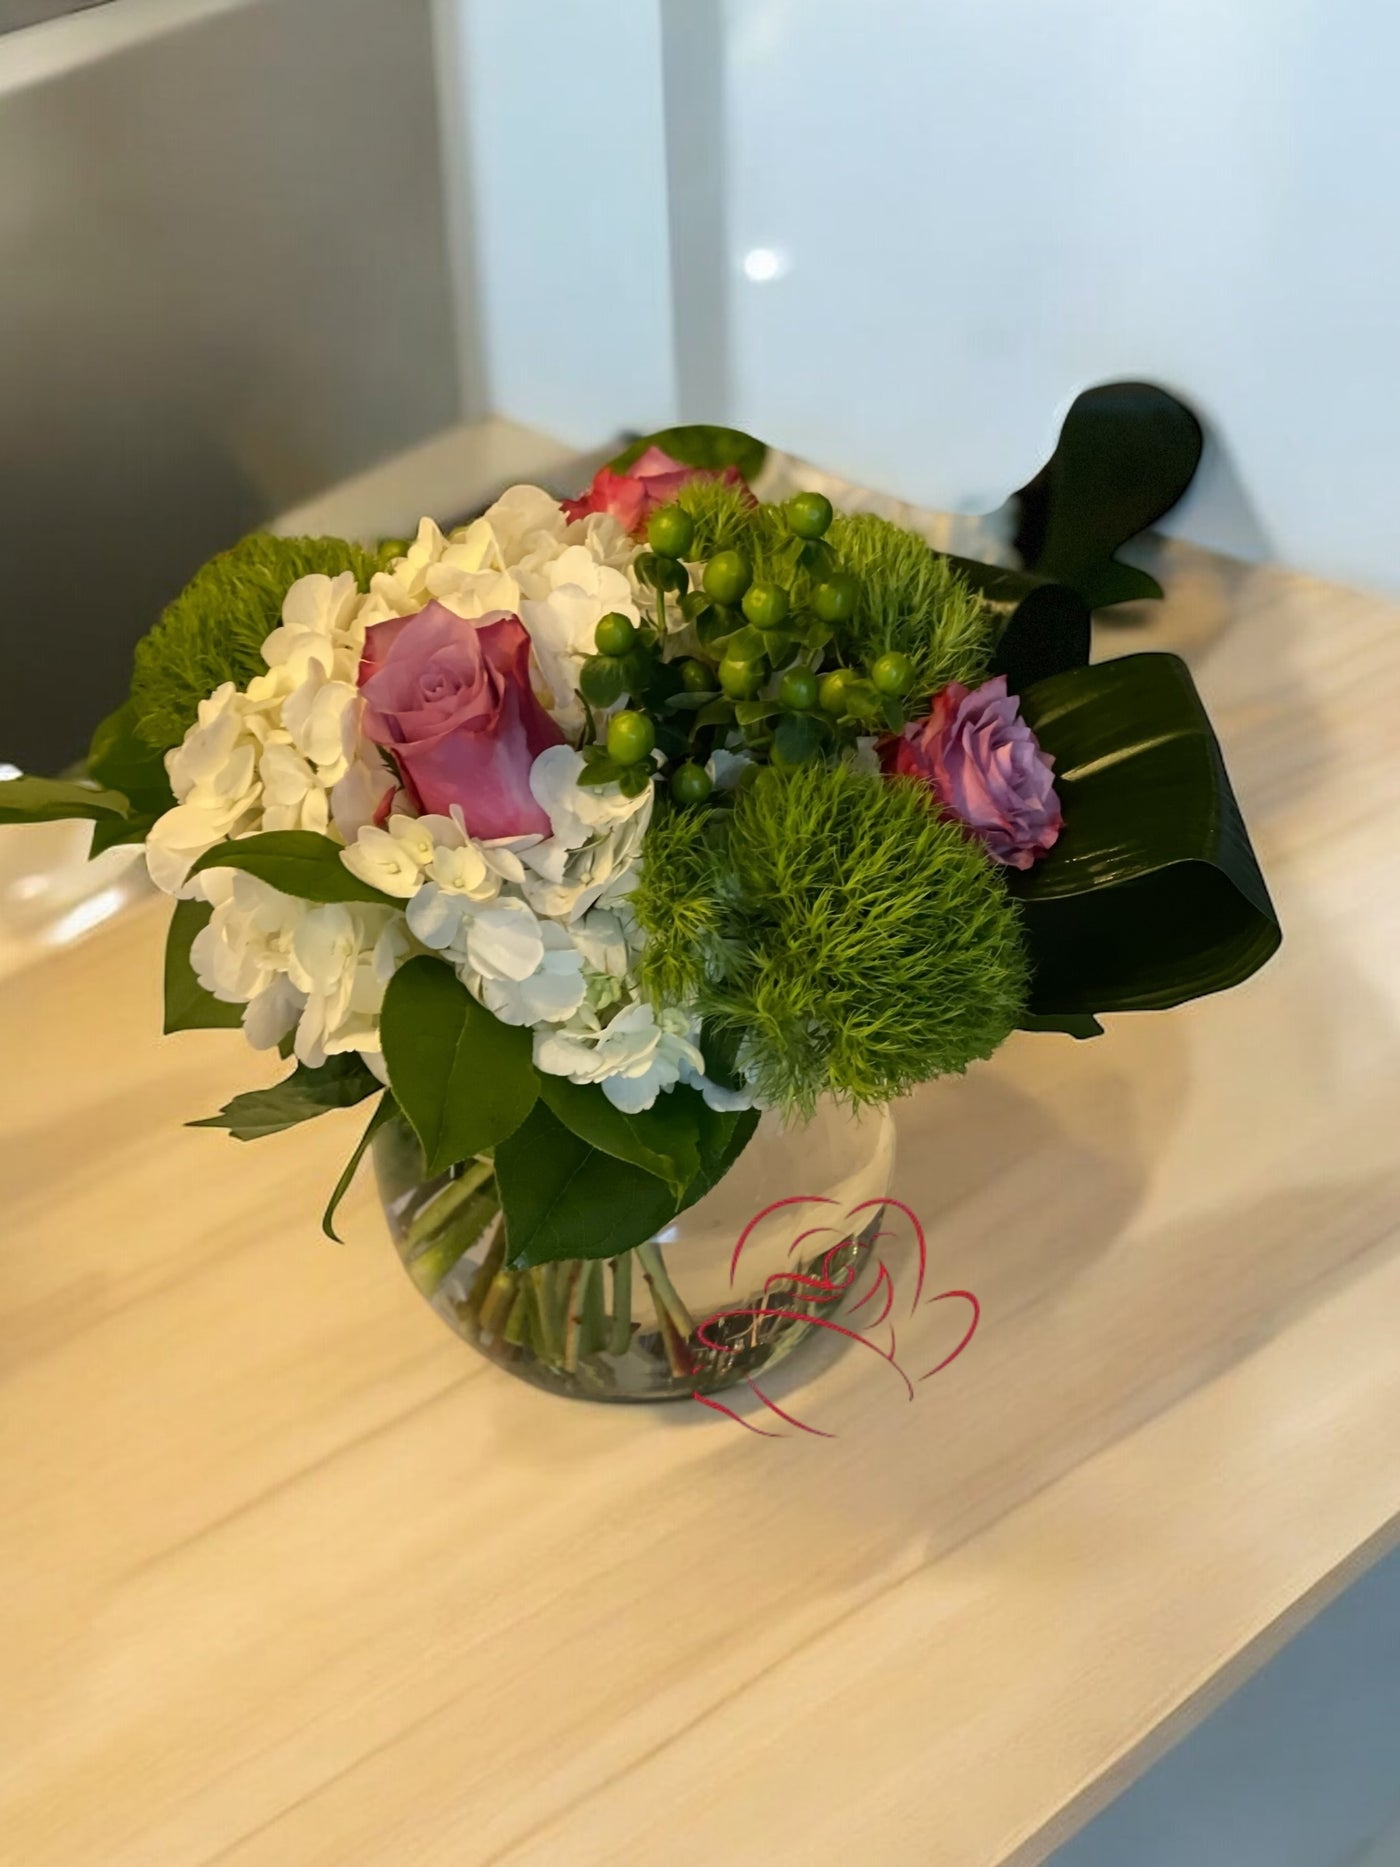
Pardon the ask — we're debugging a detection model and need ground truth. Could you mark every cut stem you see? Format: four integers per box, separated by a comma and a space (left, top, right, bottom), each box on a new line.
636, 1240, 695, 1338
608, 1252, 634, 1357
403, 1157, 495, 1255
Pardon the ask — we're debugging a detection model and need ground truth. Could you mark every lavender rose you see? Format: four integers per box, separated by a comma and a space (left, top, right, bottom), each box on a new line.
358, 602, 563, 840
882, 674, 1063, 869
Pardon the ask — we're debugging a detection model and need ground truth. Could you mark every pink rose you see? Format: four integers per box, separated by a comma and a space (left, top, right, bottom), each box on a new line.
882, 674, 1062, 870
358, 602, 563, 839
560, 445, 747, 535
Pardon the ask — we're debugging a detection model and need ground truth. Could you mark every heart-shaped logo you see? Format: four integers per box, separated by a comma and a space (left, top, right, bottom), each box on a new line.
690, 1196, 980, 1437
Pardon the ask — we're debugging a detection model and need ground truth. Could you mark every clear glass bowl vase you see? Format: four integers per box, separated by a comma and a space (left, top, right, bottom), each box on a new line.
374, 1101, 896, 1402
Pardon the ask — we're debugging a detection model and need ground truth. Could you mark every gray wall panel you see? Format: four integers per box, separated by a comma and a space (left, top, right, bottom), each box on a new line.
0, 0, 460, 768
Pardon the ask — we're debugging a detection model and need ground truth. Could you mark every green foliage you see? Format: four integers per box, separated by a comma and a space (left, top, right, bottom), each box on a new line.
638, 762, 1029, 1114
608, 423, 768, 484
0, 775, 129, 825
380, 957, 539, 1175
163, 899, 245, 1034
675, 480, 789, 575
188, 831, 398, 905
537, 1076, 703, 1200
87, 701, 175, 815
129, 533, 382, 752
189, 1055, 379, 1140
323, 1093, 398, 1242
1011, 652, 1281, 1015
631, 801, 734, 1007
496, 1094, 759, 1269
827, 512, 996, 698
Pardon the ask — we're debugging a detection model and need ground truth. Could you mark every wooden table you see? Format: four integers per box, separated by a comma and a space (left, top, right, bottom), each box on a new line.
3, 531, 1400, 1866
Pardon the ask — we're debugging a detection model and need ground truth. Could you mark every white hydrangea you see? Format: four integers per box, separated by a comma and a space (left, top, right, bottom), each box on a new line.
143, 489, 753, 1116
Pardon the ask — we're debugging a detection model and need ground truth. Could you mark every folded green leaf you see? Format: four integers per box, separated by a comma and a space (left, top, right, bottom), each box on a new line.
323, 1092, 398, 1242
189, 1054, 380, 1141
86, 701, 175, 818
497, 1101, 682, 1269
380, 956, 538, 1175
90, 813, 160, 858
188, 830, 399, 905
607, 423, 768, 484
1011, 381, 1204, 610
163, 899, 245, 1033
537, 1076, 703, 1198
0, 774, 129, 825
1011, 652, 1280, 1015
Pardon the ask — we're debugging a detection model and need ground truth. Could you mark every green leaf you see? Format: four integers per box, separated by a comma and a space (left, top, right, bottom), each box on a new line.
578, 758, 625, 788
322, 1092, 398, 1242
607, 423, 767, 484
1018, 1011, 1105, 1039
537, 1076, 703, 1198
0, 775, 129, 825
772, 711, 824, 767
617, 765, 654, 799
86, 701, 175, 817
380, 956, 538, 1175
686, 1102, 761, 1204
579, 655, 628, 708
189, 1054, 379, 1141
987, 581, 1092, 695
188, 831, 398, 905
89, 812, 160, 857
1011, 381, 1203, 610
496, 1101, 682, 1269
734, 700, 777, 727
694, 698, 736, 729
1011, 653, 1280, 1015
163, 899, 245, 1033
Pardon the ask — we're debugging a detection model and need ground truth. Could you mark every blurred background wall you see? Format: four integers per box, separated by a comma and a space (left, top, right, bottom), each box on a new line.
5, 0, 1400, 752
0, 0, 461, 770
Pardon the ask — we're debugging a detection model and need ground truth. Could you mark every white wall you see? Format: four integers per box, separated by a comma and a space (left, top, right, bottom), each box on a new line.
452, 0, 1400, 594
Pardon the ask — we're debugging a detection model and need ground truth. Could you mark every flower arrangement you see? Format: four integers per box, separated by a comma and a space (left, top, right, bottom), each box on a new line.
2, 415, 1280, 1393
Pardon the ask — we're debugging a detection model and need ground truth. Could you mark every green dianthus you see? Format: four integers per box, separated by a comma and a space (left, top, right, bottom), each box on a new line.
128, 533, 388, 752
827, 511, 996, 697
633, 762, 1029, 1114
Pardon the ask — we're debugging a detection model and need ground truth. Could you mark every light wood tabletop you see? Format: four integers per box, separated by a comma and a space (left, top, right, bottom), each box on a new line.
3, 528, 1400, 1867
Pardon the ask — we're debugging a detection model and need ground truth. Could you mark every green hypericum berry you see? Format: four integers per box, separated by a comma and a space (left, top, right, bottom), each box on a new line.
741, 580, 790, 629
680, 657, 716, 693
594, 611, 637, 657
718, 657, 764, 700
703, 550, 753, 606
778, 667, 819, 711
647, 505, 694, 558
606, 709, 656, 766
818, 669, 854, 715
813, 572, 858, 623
871, 650, 915, 697
785, 490, 834, 539
669, 761, 713, 806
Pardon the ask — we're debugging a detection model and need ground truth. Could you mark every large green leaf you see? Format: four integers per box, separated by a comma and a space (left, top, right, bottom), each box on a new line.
86, 702, 175, 818
189, 1054, 380, 1140
537, 1076, 703, 1199
380, 956, 538, 1175
162, 899, 245, 1033
188, 831, 398, 905
1011, 652, 1280, 1016
1011, 382, 1204, 609
322, 1092, 398, 1242
496, 1101, 682, 1270
607, 424, 768, 484
0, 775, 129, 825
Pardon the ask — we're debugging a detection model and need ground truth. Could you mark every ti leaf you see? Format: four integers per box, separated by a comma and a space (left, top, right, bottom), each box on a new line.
1011, 381, 1204, 610
380, 956, 538, 1175
323, 1092, 398, 1242
1011, 652, 1280, 1017
189, 1054, 380, 1141
537, 1076, 703, 1199
607, 423, 768, 485
163, 899, 244, 1033
496, 1102, 682, 1269
188, 830, 399, 905
0, 775, 129, 825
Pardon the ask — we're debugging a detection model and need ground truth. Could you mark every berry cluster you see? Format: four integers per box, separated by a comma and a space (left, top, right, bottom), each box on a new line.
577, 490, 916, 806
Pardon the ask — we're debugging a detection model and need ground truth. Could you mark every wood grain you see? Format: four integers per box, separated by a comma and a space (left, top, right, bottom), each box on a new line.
2, 539, 1399, 1865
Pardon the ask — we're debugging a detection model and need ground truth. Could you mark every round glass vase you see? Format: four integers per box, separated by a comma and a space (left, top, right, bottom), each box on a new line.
374, 1102, 896, 1403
